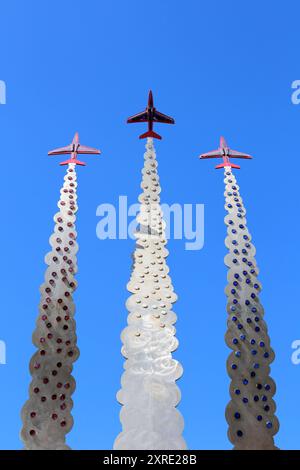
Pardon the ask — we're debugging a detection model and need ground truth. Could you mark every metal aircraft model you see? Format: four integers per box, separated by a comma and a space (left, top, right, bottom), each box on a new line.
200, 136, 252, 169
127, 90, 175, 139
48, 132, 101, 166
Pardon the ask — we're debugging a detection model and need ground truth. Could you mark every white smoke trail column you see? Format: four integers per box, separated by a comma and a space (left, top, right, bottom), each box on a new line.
114, 138, 186, 450
223, 166, 279, 449
21, 164, 79, 449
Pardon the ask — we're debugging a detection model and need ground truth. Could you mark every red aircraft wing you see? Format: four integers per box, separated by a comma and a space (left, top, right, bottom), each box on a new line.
77, 145, 101, 155
48, 144, 73, 155
127, 111, 148, 123
229, 149, 252, 159
200, 149, 222, 159
152, 110, 175, 124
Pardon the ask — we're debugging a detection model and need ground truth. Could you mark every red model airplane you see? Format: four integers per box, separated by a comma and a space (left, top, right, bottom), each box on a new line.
200, 136, 252, 169
127, 90, 174, 140
48, 132, 101, 166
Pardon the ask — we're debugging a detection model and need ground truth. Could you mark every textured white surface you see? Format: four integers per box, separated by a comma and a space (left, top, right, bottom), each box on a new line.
114, 139, 186, 450
21, 164, 79, 449
223, 167, 279, 449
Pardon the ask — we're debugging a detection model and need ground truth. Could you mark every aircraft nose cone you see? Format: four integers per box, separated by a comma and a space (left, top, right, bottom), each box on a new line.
148, 90, 153, 107
220, 136, 228, 149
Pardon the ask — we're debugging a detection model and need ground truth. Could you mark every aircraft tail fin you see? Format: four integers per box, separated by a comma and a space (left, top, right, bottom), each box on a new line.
60, 158, 86, 166
139, 130, 162, 140
215, 162, 240, 170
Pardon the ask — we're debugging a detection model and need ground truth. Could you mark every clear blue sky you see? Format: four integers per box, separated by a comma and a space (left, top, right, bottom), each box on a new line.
0, 0, 299, 450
